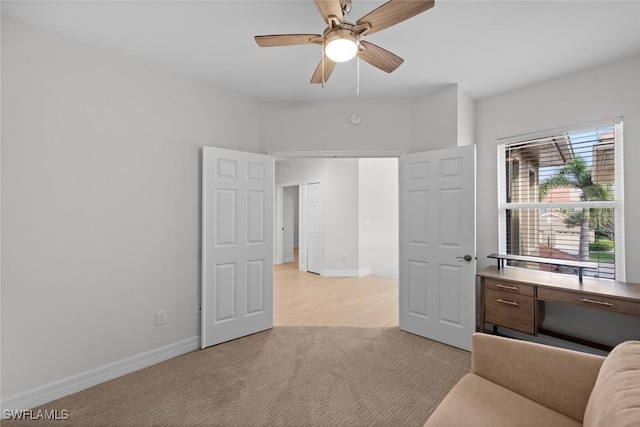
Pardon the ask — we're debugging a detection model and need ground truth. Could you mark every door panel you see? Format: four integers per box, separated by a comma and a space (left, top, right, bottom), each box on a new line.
439, 264, 463, 326
216, 189, 237, 245
400, 145, 476, 351
246, 260, 265, 314
408, 260, 430, 317
202, 147, 273, 349
214, 263, 236, 322
247, 190, 265, 243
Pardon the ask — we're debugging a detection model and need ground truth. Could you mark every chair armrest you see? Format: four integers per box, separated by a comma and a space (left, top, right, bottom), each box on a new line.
471, 333, 605, 423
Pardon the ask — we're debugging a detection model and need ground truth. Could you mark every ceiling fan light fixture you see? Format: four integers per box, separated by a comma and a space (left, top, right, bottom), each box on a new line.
324, 29, 358, 62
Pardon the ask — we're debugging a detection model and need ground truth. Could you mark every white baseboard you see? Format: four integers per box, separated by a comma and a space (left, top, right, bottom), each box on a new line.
322, 268, 371, 278
283, 256, 295, 263
1, 336, 199, 412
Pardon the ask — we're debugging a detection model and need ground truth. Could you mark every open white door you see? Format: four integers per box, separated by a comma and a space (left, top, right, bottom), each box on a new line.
399, 145, 476, 351
201, 147, 273, 349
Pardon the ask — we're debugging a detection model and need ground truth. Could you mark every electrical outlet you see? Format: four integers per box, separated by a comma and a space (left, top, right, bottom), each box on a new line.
156, 310, 167, 325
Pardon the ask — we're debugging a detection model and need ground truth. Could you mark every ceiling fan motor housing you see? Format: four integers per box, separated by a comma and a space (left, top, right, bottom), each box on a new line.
324, 27, 359, 62
324, 26, 359, 45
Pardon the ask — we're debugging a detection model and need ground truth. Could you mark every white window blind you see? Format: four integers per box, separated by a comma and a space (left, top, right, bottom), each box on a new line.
497, 121, 624, 280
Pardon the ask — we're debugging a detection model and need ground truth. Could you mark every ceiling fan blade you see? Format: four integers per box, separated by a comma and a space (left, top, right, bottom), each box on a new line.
255, 34, 321, 48
359, 41, 404, 73
310, 57, 337, 84
356, 0, 434, 35
314, 0, 344, 24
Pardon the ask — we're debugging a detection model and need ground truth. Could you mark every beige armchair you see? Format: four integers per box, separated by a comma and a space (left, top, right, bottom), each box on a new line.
425, 333, 640, 427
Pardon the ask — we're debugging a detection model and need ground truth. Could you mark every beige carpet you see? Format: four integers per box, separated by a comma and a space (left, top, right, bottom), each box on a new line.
8, 327, 470, 427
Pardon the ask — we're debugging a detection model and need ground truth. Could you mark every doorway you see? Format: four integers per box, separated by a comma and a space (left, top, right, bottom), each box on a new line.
274, 157, 399, 280
273, 157, 400, 327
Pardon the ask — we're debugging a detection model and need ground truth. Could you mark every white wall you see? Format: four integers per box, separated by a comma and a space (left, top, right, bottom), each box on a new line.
322, 159, 361, 274
457, 87, 475, 147
275, 159, 325, 184
410, 84, 475, 151
411, 85, 459, 152
1, 18, 261, 400
259, 85, 465, 156
260, 99, 413, 153
475, 54, 640, 346
359, 158, 399, 279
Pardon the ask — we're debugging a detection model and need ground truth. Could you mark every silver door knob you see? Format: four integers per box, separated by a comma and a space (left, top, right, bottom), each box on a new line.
457, 254, 473, 262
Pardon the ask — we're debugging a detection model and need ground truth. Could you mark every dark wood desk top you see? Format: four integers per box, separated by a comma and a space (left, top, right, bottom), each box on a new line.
477, 266, 640, 302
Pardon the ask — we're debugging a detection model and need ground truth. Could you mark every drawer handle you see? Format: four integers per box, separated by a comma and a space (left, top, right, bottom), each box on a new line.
580, 298, 613, 307
496, 283, 518, 290
496, 298, 519, 307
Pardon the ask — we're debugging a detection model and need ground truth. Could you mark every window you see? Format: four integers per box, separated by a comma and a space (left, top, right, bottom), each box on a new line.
497, 120, 624, 280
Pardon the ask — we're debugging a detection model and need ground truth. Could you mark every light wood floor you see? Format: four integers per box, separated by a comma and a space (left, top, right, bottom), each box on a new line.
274, 251, 399, 327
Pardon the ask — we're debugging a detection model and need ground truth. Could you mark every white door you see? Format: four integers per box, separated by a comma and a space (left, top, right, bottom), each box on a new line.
399, 145, 476, 351
201, 147, 273, 349
307, 182, 321, 274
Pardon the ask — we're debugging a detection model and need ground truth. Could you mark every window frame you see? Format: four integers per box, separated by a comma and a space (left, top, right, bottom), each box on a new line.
497, 119, 625, 281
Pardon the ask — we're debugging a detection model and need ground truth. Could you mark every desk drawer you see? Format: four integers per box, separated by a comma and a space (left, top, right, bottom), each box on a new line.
485, 278, 534, 296
485, 289, 535, 334
537, 287, 640, 316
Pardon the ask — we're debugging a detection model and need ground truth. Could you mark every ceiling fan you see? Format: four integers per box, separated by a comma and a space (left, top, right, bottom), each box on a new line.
254, 0, 435, 85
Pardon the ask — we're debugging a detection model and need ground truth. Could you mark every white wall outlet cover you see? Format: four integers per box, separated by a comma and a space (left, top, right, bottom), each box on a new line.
350, 113, 361, 125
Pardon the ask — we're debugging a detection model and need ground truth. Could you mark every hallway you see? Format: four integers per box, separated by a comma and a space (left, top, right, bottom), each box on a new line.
274, 253, 398, 327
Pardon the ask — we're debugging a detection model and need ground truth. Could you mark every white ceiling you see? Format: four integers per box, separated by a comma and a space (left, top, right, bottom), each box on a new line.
3, 1, 640, 102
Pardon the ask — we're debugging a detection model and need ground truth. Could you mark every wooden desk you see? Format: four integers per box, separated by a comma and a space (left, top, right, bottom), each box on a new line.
477, 266, 640, 350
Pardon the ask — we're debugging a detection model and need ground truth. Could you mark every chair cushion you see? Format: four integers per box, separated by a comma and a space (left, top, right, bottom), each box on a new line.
584, 340, 640, 427
424, 373, 581, 427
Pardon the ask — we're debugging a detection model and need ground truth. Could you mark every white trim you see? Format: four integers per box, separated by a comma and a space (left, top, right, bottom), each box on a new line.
200, 148, 209, 347
268, 150, 405, 159
321, 268, 371, 278
0, 336, 199, 412
497, 145, 507, 254
614, 122, 625, 281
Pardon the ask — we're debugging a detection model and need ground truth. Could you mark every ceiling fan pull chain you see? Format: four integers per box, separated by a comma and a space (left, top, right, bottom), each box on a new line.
322, 41, 326, 88
356, 53, 360, 98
